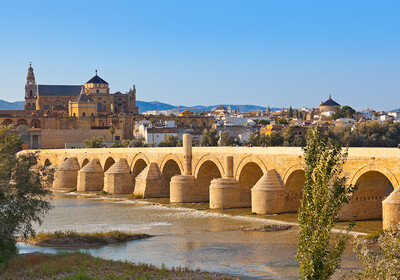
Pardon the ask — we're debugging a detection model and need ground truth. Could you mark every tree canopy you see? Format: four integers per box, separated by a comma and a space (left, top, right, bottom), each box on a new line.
0, 125, 53, 262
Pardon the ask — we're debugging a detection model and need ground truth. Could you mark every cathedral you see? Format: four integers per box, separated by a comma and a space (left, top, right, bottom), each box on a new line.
24, 63, 138, 115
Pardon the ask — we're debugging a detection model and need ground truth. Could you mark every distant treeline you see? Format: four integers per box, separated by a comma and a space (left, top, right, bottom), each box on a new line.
247, 119, 400, 147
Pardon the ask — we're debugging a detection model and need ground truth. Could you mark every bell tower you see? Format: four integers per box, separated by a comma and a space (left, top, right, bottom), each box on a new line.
24, 62, 38, 110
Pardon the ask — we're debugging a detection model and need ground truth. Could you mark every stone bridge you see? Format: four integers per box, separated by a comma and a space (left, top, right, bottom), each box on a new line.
32, 135, 400, 229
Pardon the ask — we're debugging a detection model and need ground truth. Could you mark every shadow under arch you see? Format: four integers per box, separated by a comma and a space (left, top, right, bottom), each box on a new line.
161, 158, 182, 197
234, 155, 267, 181
131, 154, 150, 188
196, 160, 222, 202
350, 167, 396, 220
81, 158, 90, 168
237, 161, 264, 207
103, 157, 116, 172
193, 154, 224, 178
283, 167, 305, 213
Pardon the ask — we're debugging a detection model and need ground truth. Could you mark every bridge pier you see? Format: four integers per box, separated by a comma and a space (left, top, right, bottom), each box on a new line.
133, 162, 164, 198
170, 134, 198, 202
104, 159, 133, 194
209, 156, 240, 209
52, 157, 80, 190
77, 159, 104, 192
251, 169, 285, 214
382, 187, 400, 229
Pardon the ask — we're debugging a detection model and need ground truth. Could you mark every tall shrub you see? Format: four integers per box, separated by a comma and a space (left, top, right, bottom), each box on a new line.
297, 123, 356, 279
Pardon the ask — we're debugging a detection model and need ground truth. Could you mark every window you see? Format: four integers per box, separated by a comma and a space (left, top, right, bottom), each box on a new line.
43, 104, 49, 110
96, 89, 99, 94
103, 106, 106, 111
82, 113, 86, 117
97, 102, 102, 111
115, 136, 120, 141
91, 113, 94, 116
73, 113, 76, 116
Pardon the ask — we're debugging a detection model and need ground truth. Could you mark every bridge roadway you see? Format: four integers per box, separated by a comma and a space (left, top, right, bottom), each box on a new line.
32, 135, 400, 229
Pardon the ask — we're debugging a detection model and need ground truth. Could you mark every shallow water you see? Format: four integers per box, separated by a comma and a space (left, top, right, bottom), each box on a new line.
18, 194, 365, 279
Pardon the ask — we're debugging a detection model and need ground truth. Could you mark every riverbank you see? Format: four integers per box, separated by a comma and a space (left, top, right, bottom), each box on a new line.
16, 230, 152, 247
0, 251, 239, 280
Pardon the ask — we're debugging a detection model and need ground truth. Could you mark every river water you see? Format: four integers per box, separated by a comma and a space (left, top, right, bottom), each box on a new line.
18, 194, 364, 279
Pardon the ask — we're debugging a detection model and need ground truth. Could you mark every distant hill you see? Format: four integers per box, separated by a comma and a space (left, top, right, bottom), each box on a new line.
0, 100, 24, 110
136, 101, 175, 112
137, 101, 271, 113
0, 99, 274, 113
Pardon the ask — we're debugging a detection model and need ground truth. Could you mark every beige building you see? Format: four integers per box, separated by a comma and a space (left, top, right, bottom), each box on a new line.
319, 94, 341, 113
24, 65, 138, 115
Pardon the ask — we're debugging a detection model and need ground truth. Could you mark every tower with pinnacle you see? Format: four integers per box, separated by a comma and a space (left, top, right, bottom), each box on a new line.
24, 63, 38, 110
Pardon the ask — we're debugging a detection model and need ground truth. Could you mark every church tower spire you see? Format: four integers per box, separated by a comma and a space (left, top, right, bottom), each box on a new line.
24, 62, 38, 110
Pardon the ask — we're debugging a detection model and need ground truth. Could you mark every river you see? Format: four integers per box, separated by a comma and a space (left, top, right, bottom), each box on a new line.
18, 193, 365, 279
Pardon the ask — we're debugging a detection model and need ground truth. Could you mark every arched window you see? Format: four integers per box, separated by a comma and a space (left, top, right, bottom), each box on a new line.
97, 102, 102, 111
96, 89, 99, 94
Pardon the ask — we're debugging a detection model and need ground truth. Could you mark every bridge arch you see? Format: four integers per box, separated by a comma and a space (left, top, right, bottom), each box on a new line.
131, 154, 150, 187
350, 164, 397, 220
103, 157, 116, 172
194, 154, 224, 178
234, 155, 267, 180
81, 158, 90, 168
350, 164, 398, 189
161, 157, 182, 197
283, 164, 305, 213
237, 158, 265, 207
44, 159, 51, 167
160, 154, 183, 175
196, 159, 222, 202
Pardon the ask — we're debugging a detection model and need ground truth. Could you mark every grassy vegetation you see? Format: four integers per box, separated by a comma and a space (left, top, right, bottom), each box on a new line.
21, 230, 152, 247
364, 229, 385, 240
0, 251, 238, 280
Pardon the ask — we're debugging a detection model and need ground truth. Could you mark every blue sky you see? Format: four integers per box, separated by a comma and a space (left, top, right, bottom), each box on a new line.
0, 0, 399, 110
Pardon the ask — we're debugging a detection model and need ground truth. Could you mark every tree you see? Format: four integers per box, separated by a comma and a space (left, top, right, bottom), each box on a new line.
220, 131, 236, 146
289, 106, 293, 118
0, 125, 53, 262
132, 136, 147, 147
158, 135, 182, 147
257, 119, 270, 125
109, 126, 116, 141
281, 126, 296, 146
297, 123, 357, 279
83, 136, 104, 148
345, 227, 400, 279
332, 105, 356, 120
200, 128, 219, 146
277, 118, 288, 125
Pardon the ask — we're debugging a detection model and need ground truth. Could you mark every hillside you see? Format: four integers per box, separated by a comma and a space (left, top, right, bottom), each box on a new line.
0, 100, 24, 110
0, 99, 271, 113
